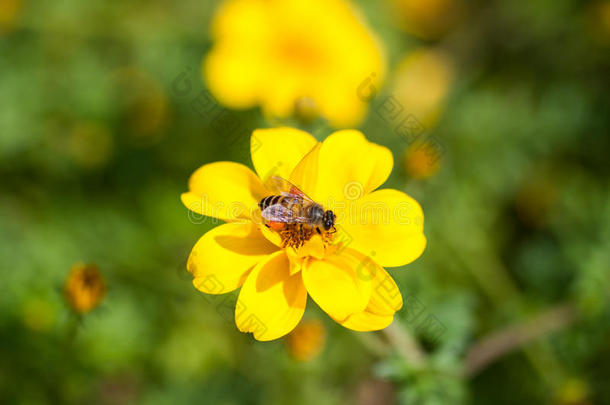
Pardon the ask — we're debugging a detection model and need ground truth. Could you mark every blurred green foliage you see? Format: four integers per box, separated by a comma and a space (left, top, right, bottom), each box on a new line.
1, 0, 609, 404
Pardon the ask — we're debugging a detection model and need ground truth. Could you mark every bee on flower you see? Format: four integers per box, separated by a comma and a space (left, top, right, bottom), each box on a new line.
64, 263, 106, 314
203, 0, 385, 127
181, 128, 426, 341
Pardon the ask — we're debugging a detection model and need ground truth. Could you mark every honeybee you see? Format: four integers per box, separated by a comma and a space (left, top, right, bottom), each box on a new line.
259, 176, 336, 248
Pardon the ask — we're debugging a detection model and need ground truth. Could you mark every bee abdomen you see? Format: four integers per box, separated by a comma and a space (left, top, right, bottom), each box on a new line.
259, 195, 283, 211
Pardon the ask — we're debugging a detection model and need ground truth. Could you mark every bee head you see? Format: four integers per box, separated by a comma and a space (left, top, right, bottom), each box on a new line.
323, 210, 335, 231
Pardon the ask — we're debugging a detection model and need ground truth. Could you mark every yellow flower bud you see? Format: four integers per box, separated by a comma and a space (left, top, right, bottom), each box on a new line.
286, 319, 326, 361
404, 142, 441, 179
64, 263, 106, 314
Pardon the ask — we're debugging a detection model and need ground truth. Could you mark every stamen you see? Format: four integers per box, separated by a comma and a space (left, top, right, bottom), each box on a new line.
278, 224, 334, 249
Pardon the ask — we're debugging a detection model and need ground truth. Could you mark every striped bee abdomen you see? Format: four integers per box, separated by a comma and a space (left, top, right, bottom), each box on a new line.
259, 195, 283, 211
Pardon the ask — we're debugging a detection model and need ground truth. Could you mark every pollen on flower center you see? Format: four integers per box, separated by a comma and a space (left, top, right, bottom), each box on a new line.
276, 223, 335, 249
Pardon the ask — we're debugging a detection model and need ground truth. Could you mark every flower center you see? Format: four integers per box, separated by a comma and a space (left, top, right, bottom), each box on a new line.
279, 223, 336, 249
274, 35, 328, 72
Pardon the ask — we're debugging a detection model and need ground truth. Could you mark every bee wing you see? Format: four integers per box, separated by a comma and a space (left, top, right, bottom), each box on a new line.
261, 203, 309, 223
264, 175, 314, 203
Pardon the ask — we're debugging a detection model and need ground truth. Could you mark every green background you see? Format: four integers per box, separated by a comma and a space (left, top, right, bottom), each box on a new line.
1, 0, 609, 404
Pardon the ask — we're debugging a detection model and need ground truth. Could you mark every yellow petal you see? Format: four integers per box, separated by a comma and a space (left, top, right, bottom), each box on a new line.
316, 79, 369, 128
257, 223, 287, 250
251, 127, 318, 182
302, 249, 372, 321
350, 251, 403, 314
291, 234, 325, 260
189, 223, 279, 294
209, 0, 269, 40
289, 142, 321, 194
341, 189, 427, 267
313, 130, 393, 204
337, 257, 403, 332
181, 161, 268, 222
340, 311, 394, 332
204, 0, 269, 108
236, 251, 307, 341
286, 253, 304, 276
204, 45, 264, 109
259, 79, 303, 120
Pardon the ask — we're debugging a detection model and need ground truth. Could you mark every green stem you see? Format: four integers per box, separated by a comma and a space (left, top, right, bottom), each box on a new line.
383, 322, 427, 368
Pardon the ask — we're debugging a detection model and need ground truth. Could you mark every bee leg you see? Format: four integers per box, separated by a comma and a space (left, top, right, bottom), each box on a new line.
316, 227, 321, 235
265, 224, 270, 228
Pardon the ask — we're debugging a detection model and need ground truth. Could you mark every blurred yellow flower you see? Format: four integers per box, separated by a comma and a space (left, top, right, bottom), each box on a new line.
404, 141, 441, 179
286, 318, 326, 361
204, 0, 385, 127
182, 127, 426, 341
392, 48, 454, 129
64, 263, 106, 314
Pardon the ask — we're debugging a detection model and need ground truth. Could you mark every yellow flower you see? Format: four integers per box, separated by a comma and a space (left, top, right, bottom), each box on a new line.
204, 0, 385, 127
64, 263, 106, 314
286, 318, 326, 361
181, 128, 426, 341
392, 48, 454, 129
404, 141, 441, 179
